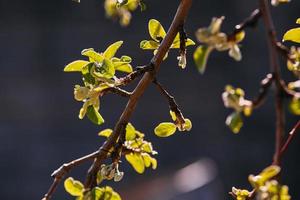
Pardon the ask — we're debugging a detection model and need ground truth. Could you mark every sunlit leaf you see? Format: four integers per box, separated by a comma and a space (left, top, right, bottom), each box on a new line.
126, 123, 136, 141
297, 18, 300, 24
148, 19, 166, 42
81, 48, 104, 62
98, 129, 113, 137
154, 122, 177, 137
125, 152, 145, 174
283, 28, 300, 43
226, 112, 243, 134
82, 63, 96, 85
140, 40, 160, 50
289, 97, 300, 115
64, 177, 84, 197
103, 41, 124, 59
86, 105, 105, 125
64, 60, 89, 72
193, 45, 213, 74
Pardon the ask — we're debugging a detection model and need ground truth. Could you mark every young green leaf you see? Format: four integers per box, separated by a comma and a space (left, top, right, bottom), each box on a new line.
103, 41, 124, 59
226, 112, 243, 134
154, 122, 177, 137
64, 60, 89, 72
81, 48, 104, 62
126, 123, 136, 141
193, 45, 213, 74
125, 152, 145, 174
64, 177, 84, 197
297, 18, 300, 24
98, 129, 113, 137
148, 19, 166, 42
140, 40, 160, 50
283, 28, 300, 43
289, 97, 300, 115
86, 105, 105, 125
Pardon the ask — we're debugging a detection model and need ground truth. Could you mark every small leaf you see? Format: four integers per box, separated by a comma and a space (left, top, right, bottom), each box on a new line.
193, 45, 213, 74
64, 177, 84, 197
234, 31, 245, 43
82, 63, 96, 85
64, 60, 89, 72
140, 40, 160, 50
296, 18, 300, 24
126, 123, 136, 141
283, 28, 300, 43
86, 105, 105, 125
154, 122, 177, 137
81, 48, 104, 62
289, 97, 300, 115
148, 19, 166, 42
125, 153, 145, 174
103, 41, 124, 59
93, 58, 116, 79
98, 129, 113, 137
226, 112, 243, 134
114, 63, 133, 73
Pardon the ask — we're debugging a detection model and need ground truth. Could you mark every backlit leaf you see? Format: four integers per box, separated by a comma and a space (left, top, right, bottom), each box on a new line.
86, 105, 105, 125
140, 40, 160, 50
226, 112, 243, 134
64, 177, 84, 197
148, 19, 166, 42
193, 45, 213, 74
283, 28, 300, 43
98, 129, 113, 137
81, 48, 104, 62
154, 122, 177, 137
125, 152, 145, 174
103, 41, 124, 59
126, 123, 136, 141
64, 60, 89, 72
289, 97, 300, 115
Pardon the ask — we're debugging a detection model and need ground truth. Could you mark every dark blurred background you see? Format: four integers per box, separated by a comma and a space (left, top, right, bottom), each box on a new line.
0, 0, 299, 199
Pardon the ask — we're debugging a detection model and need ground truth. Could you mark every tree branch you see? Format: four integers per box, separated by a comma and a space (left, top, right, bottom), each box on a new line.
259, 0, 285, 166
252, 73, 274, 109
153, 79, 185, 124
279, 120, 300, 158
83, 0, 193, 191
42, 0, 193, 198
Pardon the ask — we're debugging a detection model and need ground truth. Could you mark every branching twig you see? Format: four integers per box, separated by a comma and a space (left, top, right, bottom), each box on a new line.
42, 0, 193, 198
252, 73, 274, 109
228, 8, 261, 40
101, 86, 132, 97
153, 79, 185, 124
280, 120, 300, 157
83, 0, 193, 191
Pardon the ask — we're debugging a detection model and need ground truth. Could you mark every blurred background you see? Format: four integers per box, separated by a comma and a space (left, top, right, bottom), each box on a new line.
0, 0, 299, 199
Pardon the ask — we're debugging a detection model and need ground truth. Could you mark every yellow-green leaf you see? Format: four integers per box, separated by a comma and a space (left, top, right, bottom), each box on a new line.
64, 177, 84, 197
296, 18, 300, 24
126, 123, 136, 141
81, 48, 104, 62
103, 41, 123, 59
193, 45, 213, 74
183, 118, 192, 131
171, 36, 196, 48
148, 19, 166, 42
98, 129, 113, 137
154, 122, 177, 137
140, 40, 160, 50
64, 60, 89, 72
283, 28, 300, 43
114, 63, 133, 73
226, 112, 243, 134
86, 105, 105, 125
125, 152, 145, 174
289, 97, 300, 115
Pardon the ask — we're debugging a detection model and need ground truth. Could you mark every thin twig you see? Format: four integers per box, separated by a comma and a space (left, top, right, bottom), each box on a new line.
153, 79, 185, 124
101, 86, 132, 97
252, 73, 274, 109
280, 120, 300, 157
259, 0, 285, 166
228, 8, 261, 40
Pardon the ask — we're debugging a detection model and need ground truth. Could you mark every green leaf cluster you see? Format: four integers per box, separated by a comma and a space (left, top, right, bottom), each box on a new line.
64, 41, 133, 125
222, 85, 252, 134
99, 123, 157, 174
64, 177, 121, 200
140, 19, 195, 68
194, 17, 245, 74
